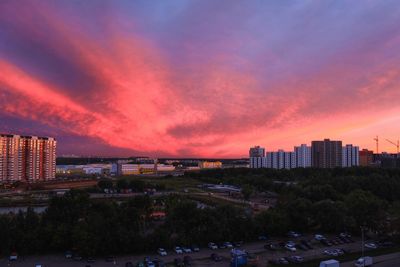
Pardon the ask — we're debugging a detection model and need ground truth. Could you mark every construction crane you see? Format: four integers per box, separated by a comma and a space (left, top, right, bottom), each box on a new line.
374, 136, 379, 153
385, 139, 399, 154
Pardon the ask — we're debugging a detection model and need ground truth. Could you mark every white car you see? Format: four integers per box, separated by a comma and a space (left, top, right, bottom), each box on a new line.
182, 247, 192, 253
223, 242, 233, 248
9, 253, 18, 261
158, 248, 167, 256
285, 243, 297, 252
323, 249, 338, 256
174, 246, 183, 254
364, 242, 378, 249
315, 234, 326, 241
208, 242, 218, 250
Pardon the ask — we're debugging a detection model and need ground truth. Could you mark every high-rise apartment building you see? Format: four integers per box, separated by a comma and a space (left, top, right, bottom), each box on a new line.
342, 144, 359, 167
249, 146, 265, 157
0, 134, 56, 182
359, 149, 374, 166
311, 139, 342, 168
249, 146, 266, 168
294, 144, 312, 168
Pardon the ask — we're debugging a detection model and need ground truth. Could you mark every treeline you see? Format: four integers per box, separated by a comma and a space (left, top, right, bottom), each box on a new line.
187, 167, 400, 236
0, 191, 255, 256
1, 168, 399, 256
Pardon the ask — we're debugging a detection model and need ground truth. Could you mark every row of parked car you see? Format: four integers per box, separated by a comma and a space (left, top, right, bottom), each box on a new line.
269, 255, 305, 265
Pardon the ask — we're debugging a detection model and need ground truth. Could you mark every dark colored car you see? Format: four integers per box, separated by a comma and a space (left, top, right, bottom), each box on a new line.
211, 253, 222, 262
126, 262, 134, 267
153, 259, 165, 267
288, 256, 304, 263
191, 245, 200, 252
233, 241, 243, 247
218, 243, 227, 249
106, 256, 115, 262
300, 239, 313, 249
269, 257, 289, 265
86, 257, 95, 263
321, 239, 333, 246
73, 255, 83, 261
264, 243, 279, 251
296, 243, 308, 251
258, 235, 268, 241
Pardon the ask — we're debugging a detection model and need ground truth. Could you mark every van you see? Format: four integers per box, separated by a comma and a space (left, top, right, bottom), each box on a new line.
355, 257, 373, 267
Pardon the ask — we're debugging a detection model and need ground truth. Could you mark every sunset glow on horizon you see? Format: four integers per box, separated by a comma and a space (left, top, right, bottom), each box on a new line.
1, 0, 400, 157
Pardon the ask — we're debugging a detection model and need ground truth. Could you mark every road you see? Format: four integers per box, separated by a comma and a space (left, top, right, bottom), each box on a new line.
0, 236, 375, 267
341, 252, 400, 267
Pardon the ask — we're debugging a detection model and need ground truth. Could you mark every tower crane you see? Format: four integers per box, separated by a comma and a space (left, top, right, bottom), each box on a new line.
385, 139, 399, 154
373, 136, 379, 153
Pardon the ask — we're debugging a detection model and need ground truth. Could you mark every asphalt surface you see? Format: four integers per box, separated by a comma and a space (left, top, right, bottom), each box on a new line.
0, 235, 375, 267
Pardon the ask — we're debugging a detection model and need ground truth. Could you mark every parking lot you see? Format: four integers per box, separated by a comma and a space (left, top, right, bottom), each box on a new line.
0, 233, 391, 267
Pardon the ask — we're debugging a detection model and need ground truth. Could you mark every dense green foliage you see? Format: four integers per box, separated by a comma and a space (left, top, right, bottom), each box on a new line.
0, 167, 399, 256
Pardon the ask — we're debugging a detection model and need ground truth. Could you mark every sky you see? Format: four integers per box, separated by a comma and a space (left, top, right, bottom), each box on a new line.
1, 0, 400, 157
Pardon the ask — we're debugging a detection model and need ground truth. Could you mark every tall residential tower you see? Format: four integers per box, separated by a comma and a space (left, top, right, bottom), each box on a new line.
0, 134, 56, 182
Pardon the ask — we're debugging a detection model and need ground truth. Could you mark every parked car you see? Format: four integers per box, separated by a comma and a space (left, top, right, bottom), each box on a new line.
269, 257, 289, 265
287, 231, 301, 238
355, 256, 373, 267
288, 256, 304, 263
296, 243, 308, 251
233, 241, 243, 247
182, 247, 192, 253
364, 242, 378, 249
339, 232, 351, 238
321, 239, 333, 246
65, 251, 73, 259
264, 242, 279, 251
74, 255, 83, 261
223, 241, 233, 248
9, 252, 18, 261
174, 247, 183, 254
191, 245, 200, 252
218, 243, 227, 249
323, 249, 338, 257
87, 257, 95, 263
146, 261, 155, 267
208, 242, 218, 250
210, 253, 222, 262
258, 235, 268, 240
153, 259, 165, 267
285, 243, 296, 252
105, 256, 115, 262
158, 248, 167, 256
378, 240, 394, 247
125, 262, 134, 267
315, 234, 326, 241
300, 239, 313, 249
333, 248, 344, 255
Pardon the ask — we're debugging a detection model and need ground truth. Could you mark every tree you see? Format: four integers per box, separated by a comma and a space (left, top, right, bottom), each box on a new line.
345, 189, 387, 231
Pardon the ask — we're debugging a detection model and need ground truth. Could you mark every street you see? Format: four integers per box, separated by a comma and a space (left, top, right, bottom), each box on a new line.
1, 236, 388, 267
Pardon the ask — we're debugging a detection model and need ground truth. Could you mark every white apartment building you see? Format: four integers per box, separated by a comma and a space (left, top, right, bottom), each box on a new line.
295, 144, 312, 168
342, 144, 359, 167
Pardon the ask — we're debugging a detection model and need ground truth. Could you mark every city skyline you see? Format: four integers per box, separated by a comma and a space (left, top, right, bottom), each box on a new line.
1, 1, 400, 157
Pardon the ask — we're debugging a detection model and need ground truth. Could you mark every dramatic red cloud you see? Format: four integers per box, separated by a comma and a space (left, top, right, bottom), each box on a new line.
1, 1, 400, 157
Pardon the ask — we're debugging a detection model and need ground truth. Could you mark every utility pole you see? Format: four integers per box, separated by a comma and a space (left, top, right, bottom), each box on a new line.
361, 226, 365, 267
